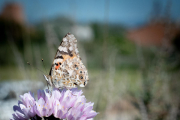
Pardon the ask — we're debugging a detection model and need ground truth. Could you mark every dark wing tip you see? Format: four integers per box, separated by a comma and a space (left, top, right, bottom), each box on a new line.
65, 32, 71, 37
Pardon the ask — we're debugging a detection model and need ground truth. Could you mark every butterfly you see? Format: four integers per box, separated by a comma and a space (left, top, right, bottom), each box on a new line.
43, 33, 89, 89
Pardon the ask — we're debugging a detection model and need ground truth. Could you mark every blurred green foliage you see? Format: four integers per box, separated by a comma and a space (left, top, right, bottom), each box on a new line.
0, 17, 138, 70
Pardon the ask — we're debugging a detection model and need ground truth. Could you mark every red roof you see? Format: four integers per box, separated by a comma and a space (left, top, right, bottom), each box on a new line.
127, 22, 180, 46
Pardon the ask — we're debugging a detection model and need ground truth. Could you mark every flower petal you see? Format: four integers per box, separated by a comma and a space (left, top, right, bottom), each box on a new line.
12, 113, 19, 120
37, 89, 45, 100
83, 105, 93, 115
13, 105, 24, 114
52, 88, 61, 100
11, 88, 97, 119
15, 111, 27, 120
86, 111, 98, 119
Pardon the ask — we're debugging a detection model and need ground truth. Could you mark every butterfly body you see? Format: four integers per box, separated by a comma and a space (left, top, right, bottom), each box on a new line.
44, 33, 89, 89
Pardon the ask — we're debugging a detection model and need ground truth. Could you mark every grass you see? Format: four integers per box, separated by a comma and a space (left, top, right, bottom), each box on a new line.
0, 66, 24, 81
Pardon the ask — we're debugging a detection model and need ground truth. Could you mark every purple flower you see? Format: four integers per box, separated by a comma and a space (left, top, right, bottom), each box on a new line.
11, 88, 98, 120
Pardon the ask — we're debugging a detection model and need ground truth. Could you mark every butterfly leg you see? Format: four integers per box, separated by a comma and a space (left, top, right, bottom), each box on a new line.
66, 88, 77, 96
43, 75, 53, 95
46, 81, 53, 96
67, 107, 72, 112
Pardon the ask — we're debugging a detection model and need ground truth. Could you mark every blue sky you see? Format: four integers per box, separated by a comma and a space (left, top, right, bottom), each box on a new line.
0, 0, 180, 27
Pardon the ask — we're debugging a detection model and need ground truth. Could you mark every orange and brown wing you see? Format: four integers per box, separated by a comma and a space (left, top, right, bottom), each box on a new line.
49, 33, 80, 76
48, 33, 89, 89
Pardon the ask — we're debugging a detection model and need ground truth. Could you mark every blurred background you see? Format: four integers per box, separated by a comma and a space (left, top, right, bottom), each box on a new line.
0, 0, 180, 119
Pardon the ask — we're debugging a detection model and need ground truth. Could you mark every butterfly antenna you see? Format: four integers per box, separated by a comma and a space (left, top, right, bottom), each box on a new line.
27, 62, 46, 74
41, 58, 48, 74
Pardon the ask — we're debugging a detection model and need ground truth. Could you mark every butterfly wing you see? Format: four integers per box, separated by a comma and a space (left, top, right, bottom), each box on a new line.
48, 33, 89, 89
